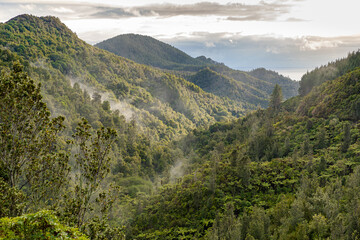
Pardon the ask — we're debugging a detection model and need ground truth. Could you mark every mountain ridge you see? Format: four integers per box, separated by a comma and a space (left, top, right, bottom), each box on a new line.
95, 33, 216, 71
96, 33, 299, 107
0, 14, 246, 142
299, 50, 360, 96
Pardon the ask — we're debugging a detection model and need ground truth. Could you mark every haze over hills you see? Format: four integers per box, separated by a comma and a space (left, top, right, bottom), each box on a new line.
0, 14, 249, 141
95, 33, 217, 71
248, 67, 299, 99
95, 33, 299, 106
3, 13, 360, 240
299, 51, 360, 96
187, 67, 268, 106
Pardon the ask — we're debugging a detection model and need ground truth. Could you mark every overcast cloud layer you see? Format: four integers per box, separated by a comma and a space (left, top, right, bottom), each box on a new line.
90, 2, 292, 21
167, 33, 360, 80
0, 0, 359, 80
0, 1, 297, 21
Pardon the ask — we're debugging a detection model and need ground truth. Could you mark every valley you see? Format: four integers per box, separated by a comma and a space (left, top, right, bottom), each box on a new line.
1, 14, 360, 240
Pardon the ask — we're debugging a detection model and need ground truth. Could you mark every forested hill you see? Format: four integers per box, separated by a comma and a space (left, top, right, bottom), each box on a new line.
184, 65, 298, 106
0, 14, 249, 142
297, 66, 360, 120
187, 67, 268, 107
299, 50, 360, 96
95, 33, 216, 71
95, 33, 299, 106
249, 67, 299, 99
127, 60, 360, 239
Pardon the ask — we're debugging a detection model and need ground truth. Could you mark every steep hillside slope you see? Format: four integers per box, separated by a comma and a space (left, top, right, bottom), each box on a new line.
95, 33, 213, 71
96, 33, 299, 106
0, 15, 246, 141
299, 50, 360, 96
297, 67, 360, 120
208, 64, 298, 101
188, 67, 267, 106
249, 67, 299, 99
127, 66, 360, 239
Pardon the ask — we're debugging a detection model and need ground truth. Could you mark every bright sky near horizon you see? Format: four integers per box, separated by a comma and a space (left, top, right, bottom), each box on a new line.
1, 0, 359, 80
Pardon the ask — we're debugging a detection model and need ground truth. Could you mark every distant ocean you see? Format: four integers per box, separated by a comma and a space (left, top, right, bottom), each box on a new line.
274, 68, 309, 81
237, 67, 309, 81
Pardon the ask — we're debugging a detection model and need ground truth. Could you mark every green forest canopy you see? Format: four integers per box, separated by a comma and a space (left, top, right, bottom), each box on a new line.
1, 14, 360, 240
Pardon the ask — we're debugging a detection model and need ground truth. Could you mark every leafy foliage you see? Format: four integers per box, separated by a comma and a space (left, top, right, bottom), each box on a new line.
0, 62, 69, 215
60, 118, 117, 230
127, 68, 360, 239
0, 63, 123, 238
0, 210, 88, 239
297, 67, 360, 120
269, 84, 283, 113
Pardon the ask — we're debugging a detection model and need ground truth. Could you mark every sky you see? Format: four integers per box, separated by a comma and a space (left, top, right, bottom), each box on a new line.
0, 0, 359, 80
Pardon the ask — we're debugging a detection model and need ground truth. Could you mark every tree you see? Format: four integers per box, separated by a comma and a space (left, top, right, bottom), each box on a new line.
341, 122, 351, 153
315, 127, 326, 150
246, 207, 269, 240
102, 100, 110, 111
235, 149, 251, 187
317, 156, 327, 174
281, 137, 291, 156
92, 92, 102, 105
309, 213, 329, 239
0, 210, 89, 239
209, 149, 220, 193
0, 178, 25, 218
207, 203, 241, 240
0, 63, 69, 216
269, 84, 283, 113
301, 134, 311, 156
61, 118, 119, 238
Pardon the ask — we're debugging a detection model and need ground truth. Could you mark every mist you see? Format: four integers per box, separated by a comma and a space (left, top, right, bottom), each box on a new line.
69, 77, 135, 121
169, 159, 186, 183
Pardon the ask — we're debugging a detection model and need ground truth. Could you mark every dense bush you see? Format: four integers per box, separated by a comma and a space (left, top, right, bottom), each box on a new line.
0, 210, 88, 239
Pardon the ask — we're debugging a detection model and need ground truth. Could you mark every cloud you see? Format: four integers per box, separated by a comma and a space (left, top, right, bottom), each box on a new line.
296, 35, 360, 51
0, 1, 292, 23
0, 0, 357, 80
2, 1, 293, 21
0, 2, 91, 21
90, 7, 137, 18
165, 32, 360, 79
266, 46, 281, 54
285, 17, 305, 22
51, 7, 74, 14
89, 2, 293, 21
0, 0, 305, 31
68, 77, 135, 121
205, 42, 215, 47
168, 32, 360, 53
300, 37, 341, 51
20, 4, 36, 11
